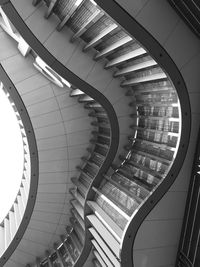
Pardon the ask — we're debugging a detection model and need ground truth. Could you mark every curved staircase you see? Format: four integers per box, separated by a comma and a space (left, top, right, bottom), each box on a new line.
0, 0, 196, 266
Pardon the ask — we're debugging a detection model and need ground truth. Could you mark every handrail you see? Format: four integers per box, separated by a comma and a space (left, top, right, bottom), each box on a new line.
91, 0, 190, 266
0, 64, 39, 266
92, 1, 190, 266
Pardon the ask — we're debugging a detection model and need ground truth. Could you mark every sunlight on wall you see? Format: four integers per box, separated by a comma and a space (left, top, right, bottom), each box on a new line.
0, 87, 24, 223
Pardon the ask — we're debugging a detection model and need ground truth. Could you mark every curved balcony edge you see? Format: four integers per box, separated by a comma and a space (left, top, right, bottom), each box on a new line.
93, 1, 191, 266
0, 65, 39, 267
0, 1, 120, 266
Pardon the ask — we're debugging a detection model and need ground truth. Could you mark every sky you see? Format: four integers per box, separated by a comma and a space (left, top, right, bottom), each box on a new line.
0, 86, 24, 223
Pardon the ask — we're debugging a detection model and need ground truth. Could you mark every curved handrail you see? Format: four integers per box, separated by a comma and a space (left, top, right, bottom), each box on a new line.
37, 87, 114, 266
0, 64, 39, 266
92, 1, 190, 266
0, 2, 120, 266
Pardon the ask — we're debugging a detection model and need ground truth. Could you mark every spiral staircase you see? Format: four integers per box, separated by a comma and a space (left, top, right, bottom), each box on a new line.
0, 0, 199, 266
